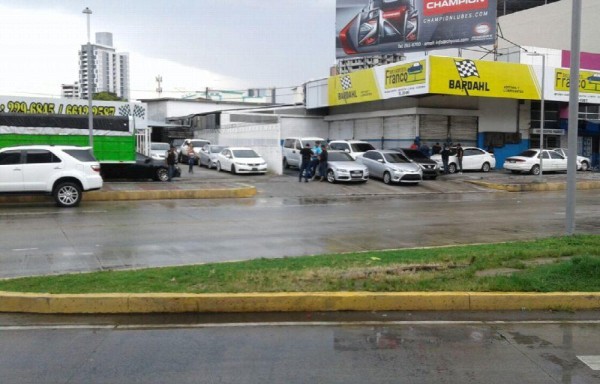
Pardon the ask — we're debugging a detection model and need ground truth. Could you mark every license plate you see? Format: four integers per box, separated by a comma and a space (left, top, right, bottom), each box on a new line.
252, 168, 258, 171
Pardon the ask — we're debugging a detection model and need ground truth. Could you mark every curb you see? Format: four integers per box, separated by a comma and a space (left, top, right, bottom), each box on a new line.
1, 292, 599, 314
466, 180, 600, 192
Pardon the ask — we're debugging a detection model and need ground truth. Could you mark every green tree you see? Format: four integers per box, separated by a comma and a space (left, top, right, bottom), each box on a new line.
93, 92, 126, 101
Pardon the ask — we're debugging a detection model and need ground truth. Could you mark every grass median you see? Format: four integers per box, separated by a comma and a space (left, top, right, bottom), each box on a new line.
1, 235, 600, 294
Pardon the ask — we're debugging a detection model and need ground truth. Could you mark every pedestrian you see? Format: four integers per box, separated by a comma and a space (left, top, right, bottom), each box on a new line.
318, 143, 328, 182
310, 141, 322, 181
431, 142, 442, 155
419, 142, 430, 157
456, 143, 464, 174
441, 144, 450, 175
166, 145, 177, 182
410, 140, 419, 150
299, 142, 313, 182
186, 142, 196, 173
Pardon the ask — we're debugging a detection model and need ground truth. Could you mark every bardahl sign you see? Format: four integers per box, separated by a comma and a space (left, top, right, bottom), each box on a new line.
336, 0, 497, 58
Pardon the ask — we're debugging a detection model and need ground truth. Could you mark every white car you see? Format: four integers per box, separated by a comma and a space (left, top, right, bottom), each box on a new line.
551, 148, 591, 171
199, 145, 227, 169
149, 142, 170, 161
282, 137, 325, 169
431, 146, 496, 173
358, 150, 422, 184
216, 147, 268, 174
328, 140, 376, 159
325, 150, 369, 183
504, 149, 568, 175
0, 145, 103, 207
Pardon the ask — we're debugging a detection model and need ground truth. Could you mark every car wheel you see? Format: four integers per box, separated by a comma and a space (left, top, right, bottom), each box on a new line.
383, 172, 392, 185
283, 158, 290, 169
231, 165, 236, 174
207, 161, 212, 170
447, 163, 457, 174
481, 162, 491, 172
580, 161, 590, 172
531, 164, 540, 175
216, 162, 222, 172
156, 168, 169, 182
53, 181, 82, 208
326, 169, 336, 183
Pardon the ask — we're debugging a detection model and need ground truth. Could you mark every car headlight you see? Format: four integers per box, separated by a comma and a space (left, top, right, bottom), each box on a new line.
338, 168, 349, 173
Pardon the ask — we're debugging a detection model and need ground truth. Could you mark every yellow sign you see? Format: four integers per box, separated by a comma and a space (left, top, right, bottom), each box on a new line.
384, 60, 426, 90
429, 56, 540, 99
555, 69, 600, 94
328, 69, 381, 106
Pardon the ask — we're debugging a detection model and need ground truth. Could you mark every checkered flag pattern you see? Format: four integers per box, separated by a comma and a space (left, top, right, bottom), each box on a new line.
340, 76, 352, 90
454, 59, 480, 78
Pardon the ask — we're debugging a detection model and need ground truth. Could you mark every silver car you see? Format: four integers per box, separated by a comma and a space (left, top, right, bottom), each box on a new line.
358, 150, 423, 184
325, 150, 369, 183
199, 145, 227, 169
149, 142, 170, 161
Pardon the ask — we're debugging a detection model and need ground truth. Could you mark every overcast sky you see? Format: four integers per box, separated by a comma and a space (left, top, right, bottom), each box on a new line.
0, 0, 336, 101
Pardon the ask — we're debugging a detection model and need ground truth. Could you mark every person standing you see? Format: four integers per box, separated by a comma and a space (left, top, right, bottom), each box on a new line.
410, 140, 419, 150
441, 144, 450, 175
431, 142, 442, 155
186, 142, 196, 173
318, 143, 328, 182
456, 143, 464, 174
299, 143, 313, 182
166, 145, 177, 182
310, 141, 322, 181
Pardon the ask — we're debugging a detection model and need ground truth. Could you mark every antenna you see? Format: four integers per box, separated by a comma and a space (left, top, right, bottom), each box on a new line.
155, 75, 163, 97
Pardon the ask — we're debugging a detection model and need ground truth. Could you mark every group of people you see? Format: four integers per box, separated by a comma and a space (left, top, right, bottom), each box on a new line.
299, 141, 328, 182
414, 140, 465, 175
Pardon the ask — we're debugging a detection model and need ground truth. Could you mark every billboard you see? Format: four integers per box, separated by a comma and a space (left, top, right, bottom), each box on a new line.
336, 0, 497, 59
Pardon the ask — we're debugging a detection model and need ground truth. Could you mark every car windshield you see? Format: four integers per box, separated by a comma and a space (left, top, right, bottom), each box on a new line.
518, 150, 538, 158
210, 146, 226, 153
328, 152, 354, 162
383, 152, 410, 163
351, 142, 375, 152
151, 143, 169, 151
401, 149, 428, 160
233, 149, 259, 158
171, 139, 185, 147
62, 149, 97, 162
190, 140, 209, 147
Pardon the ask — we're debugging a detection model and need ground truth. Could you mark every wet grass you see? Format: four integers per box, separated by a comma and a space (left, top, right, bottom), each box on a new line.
1, 235, 600, 294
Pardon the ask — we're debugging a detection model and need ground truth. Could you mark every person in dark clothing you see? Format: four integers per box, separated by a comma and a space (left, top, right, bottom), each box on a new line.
318, 143, 328, 182
299, 143, 313, 182
455, 143, 464, 174
441, 144, 450, 175
166, 145, 177, 182
431, 142, 442, 155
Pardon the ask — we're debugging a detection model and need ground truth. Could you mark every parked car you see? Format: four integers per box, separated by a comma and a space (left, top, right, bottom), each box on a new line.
199, 145, 227, 169
358, 149, 422, 184
430, 146, 495, 174
328, 140, 376, 159
282, 137, 325, 169
551, 148, 591, 171
216, 147, 268, 174
101, 152, 181, 182
389, 148, 439, 179
325, 150, 369, 183
179, 139, 211, 164
150, 142, 170, 161
0, 145, 103, 207
503, 149, 567, 175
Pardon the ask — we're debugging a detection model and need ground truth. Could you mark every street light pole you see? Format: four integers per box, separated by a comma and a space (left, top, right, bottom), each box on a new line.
528, 52, 546, 181
83, 7, 93, 149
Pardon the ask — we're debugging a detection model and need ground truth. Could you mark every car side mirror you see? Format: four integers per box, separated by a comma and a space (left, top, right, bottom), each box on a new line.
377, 159, 384, 163
344, 149, 350, 153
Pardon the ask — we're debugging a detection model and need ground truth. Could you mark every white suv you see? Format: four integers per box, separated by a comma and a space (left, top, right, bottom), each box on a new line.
328, 140, 376, 159
0, 145, 103, 207
282, 137, 325, 168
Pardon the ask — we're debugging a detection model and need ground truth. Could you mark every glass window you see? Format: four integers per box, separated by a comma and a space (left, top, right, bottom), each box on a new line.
233, 149, 259, 158
25, 150, 60, 164
63, 149, 97, 162
541, 151, 550, 159
328, 152, 354, 162
383, 152, 409, 163
549, 151, 564, 159
464, 148, 482, 156
350, 142, 375, 152
0, 151, 21, 165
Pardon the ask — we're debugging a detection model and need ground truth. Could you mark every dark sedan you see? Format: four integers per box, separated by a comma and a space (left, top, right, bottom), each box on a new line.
100, 153, 181, 182
389, 148, 440, 179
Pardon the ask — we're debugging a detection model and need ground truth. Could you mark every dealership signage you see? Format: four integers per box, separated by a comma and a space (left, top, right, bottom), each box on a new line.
336, 0, 497, 58
544, 68, 600, 103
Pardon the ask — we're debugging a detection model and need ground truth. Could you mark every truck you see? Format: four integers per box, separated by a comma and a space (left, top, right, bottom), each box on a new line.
0, 95, 150, 163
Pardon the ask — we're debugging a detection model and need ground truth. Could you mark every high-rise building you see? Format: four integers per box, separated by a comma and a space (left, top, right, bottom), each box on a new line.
61, 82, 80, 99
79, 32, 130, 100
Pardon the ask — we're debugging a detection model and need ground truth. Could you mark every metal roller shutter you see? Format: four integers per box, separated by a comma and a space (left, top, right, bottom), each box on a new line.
449, 116, 478, 146
419, 115, 448, 144
383, 116, 416, 149
329, 120, 353, 141
354, 118, 383, 144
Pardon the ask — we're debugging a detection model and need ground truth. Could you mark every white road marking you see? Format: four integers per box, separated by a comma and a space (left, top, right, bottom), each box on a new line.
578, 356, 600, 370
11, 248, 39, 252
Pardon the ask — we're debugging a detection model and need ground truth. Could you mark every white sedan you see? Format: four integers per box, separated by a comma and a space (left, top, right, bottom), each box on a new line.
216, 147, 267, 174
551, 148, 591, 171
430, 146, 496, 174
503, 149, 567, 175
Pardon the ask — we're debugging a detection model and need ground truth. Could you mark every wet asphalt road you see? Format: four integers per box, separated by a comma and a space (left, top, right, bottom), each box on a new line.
1, 169, 600, 278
